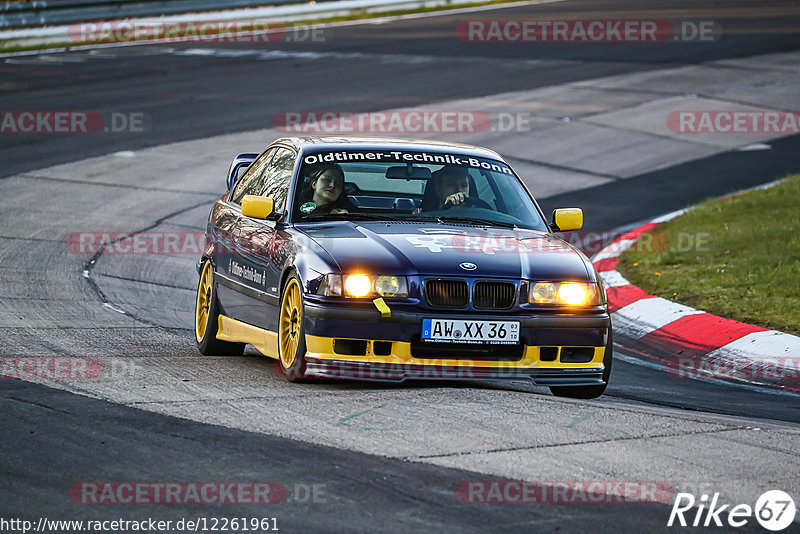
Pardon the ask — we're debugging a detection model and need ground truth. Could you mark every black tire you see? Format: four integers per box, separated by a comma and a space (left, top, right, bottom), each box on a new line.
550, 330, 613, 399
278, 274, 309, 382
195, 260, 245, 356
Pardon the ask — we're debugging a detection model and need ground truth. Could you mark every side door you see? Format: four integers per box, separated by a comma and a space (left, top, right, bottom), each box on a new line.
213, 148, 276, 326
220, 146, 297, 331
254, 146, 297, 332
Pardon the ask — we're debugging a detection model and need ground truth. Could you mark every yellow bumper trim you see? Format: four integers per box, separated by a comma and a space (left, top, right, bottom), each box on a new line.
305, 335, 605, 369
214, 319, 606, 370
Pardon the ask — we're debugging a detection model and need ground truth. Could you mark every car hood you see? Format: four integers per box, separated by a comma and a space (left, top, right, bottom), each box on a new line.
298, 221, 591, 281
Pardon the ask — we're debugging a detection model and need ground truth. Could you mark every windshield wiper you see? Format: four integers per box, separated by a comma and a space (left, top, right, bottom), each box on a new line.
436, 216, 517, 228
303, 213, 389, 221
303, 212, 518, 228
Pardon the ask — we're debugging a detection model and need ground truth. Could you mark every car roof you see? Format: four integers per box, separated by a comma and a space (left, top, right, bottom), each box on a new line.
270, 136, 506, 162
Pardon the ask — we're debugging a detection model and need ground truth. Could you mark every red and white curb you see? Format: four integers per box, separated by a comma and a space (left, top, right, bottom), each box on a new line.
593, 211, 800, 392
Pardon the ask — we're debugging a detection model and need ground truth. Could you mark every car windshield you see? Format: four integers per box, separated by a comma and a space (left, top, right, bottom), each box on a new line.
292, 149, 549, 231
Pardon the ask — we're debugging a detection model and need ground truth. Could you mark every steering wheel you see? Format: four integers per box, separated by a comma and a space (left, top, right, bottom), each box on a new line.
444, 197, 488, 209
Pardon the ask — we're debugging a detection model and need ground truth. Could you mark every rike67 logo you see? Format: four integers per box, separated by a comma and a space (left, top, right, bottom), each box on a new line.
668, 490, 796, 531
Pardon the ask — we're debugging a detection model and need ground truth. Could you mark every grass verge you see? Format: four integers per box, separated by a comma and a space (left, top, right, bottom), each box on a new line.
617, 173, 800, 336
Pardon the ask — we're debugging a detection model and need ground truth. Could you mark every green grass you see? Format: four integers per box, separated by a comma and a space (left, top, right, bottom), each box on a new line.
0, 0, 522, 53
617, 173, 800, 336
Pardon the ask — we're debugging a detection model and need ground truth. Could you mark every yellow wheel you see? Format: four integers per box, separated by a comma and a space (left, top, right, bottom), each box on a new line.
194, 260, 244, 356
278, 274, 308, 381
195, 261, 213, 343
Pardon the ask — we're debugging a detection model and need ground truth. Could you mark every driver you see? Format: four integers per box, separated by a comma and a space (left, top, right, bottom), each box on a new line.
435, 165, 471, 208
423, 164, 490, 211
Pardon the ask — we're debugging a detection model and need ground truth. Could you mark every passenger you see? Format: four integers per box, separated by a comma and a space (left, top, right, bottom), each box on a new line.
421, 164, 490, 211
299, 163, 356, 215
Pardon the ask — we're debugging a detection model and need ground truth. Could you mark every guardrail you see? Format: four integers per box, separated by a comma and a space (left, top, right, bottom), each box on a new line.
0, 0, 308, 28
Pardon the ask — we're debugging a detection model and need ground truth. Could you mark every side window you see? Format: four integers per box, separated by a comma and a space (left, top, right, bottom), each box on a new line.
231, 148, 275, 204
259, 147, 296, 213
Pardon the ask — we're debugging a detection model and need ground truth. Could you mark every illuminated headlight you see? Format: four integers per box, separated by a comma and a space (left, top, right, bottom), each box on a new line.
318, 274, 408, 298
529, 281, 603, 306
345, 274, 372, 297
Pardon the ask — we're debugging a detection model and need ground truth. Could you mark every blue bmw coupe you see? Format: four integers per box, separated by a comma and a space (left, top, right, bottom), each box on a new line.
195, 137, 611, 398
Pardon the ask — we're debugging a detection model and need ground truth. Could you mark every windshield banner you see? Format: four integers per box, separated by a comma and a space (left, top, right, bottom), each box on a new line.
302, 151, 513, 175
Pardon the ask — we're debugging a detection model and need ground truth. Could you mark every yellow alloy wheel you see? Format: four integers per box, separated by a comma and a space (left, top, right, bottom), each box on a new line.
195, 261, 213, 342
279, 278, 303, 368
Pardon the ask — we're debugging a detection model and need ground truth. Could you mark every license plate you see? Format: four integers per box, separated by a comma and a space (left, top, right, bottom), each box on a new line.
421, 319, 519, 344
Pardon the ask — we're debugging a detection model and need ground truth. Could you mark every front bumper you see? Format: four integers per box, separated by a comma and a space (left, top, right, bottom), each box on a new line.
304, 299, 609, 339
302, 298, 611, 384
304, 358, 605, 385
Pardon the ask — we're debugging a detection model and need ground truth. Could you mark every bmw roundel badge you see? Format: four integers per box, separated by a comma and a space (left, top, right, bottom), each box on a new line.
460, 262, 477, 271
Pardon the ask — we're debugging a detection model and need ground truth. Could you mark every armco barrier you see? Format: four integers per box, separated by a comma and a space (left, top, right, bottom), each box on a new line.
0, 0, 305, 29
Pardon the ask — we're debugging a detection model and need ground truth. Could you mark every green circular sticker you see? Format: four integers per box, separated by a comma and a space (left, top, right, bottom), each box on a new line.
300, 202, 316, 213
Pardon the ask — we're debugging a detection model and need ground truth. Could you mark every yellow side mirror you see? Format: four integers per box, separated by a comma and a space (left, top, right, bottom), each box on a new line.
552, 208, 583, 231
242, 195, 275, 220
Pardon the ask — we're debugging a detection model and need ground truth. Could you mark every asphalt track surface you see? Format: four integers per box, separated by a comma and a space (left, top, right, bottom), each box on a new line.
2, 0, 800, 532
2, 0, 800, 178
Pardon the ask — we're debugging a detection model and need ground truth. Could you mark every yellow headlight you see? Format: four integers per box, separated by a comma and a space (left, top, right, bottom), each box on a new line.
529, 281, 599, 306
557, 282, 588, 305
374, 276, 400, 297
530, 282, 558, 304
344, 274, 372, 297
